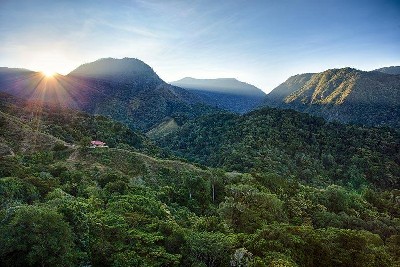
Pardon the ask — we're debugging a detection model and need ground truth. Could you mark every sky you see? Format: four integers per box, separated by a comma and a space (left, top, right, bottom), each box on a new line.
0, 0, 399, 92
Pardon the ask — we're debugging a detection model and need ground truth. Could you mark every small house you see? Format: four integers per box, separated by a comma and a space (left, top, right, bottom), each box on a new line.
90, 140, 108, 148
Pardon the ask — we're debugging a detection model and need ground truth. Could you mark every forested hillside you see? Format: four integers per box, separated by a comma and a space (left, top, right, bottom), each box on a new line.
1, 92, 400, 266
156, 107, 400, 189
0, 93, 158, 155
67, 58, 221, 130
264, 68, 400, 128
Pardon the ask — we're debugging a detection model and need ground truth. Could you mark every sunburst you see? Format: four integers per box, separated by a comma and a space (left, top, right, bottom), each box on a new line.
42, 70, 56, 77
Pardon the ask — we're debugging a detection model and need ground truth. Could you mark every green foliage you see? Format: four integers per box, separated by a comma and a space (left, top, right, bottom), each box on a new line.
219, 184, 285, 233
156, 108, 400, 189
78, 136, 91, 148
0, 144, 398, 266
0, 177, 39, 207
183, 231, 236, 266
0, 205, 76, 266
246, 224, 392, 267
0, 96, 160, 155
0, 95, 399, 266
0, 157, 24, 177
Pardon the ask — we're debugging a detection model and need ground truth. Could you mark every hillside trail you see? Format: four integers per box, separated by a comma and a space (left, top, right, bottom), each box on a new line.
67, 149, 79, 162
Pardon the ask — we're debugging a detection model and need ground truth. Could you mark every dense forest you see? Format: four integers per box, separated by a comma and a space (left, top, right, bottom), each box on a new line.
156, 108, 400, 189
1, 94, 399, 266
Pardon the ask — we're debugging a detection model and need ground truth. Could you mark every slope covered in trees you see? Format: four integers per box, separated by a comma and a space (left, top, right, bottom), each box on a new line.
0, 93, 159, 155
1, 137, 399, 266
156, 107, 400, 189
66, 58, 220, 130
264, 68, 400, 128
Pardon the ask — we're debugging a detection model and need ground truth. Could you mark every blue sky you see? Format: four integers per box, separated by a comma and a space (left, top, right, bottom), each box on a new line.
0, 0, 399, 92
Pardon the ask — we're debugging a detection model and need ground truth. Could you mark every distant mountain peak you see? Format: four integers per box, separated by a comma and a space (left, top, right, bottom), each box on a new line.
374, 66, 400, 75
172, 77, 264, 95
0, 58, 215, 131
171, 77, 266, 113
264, 66, 400, 128
68, 57, 160, 83
0, 67, 30, 71
178, 77, 240, 82
0, 67, 34, 74
284, 68, 363, 106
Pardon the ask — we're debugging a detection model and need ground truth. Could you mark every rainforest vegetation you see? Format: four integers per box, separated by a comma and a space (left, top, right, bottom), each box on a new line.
1, 98, 399, 266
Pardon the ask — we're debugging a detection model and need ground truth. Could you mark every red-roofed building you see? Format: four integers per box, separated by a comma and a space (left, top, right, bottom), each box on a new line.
90, 140, 108, 148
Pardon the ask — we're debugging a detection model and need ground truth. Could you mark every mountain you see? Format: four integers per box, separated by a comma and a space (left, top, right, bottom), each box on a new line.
0, 58, 219, 131
264, 67, 400, 128
0, 67, 47, 101
69, 57, 161, 84
265, 73, 314, 105
374, 66, 400, 75
67, 58, 221, 130
171, 77, 266, 113
0, 67, 34, 81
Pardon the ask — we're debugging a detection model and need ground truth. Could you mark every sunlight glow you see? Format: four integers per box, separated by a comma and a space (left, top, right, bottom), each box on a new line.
43, 70, 56, 77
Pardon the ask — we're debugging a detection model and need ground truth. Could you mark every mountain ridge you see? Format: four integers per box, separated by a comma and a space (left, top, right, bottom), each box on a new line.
264, 67, 400, 128
69, 57, 162, 84
0, 58, 219, 131
374, 66, 400, 75
171, 77, 266, 113
1, 61, 400, 128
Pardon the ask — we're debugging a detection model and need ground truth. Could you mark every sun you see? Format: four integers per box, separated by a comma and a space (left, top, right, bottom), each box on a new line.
42, 70, 56, 77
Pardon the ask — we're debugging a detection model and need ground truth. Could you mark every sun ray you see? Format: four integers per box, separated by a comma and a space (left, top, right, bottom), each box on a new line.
43, 70, 55, 77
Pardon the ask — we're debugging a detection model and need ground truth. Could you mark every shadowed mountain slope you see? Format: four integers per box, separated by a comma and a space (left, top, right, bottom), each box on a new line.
0, 58, 219, 131
171, 77, 266, 113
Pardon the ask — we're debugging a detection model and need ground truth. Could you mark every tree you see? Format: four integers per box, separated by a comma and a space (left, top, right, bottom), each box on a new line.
183, 231, 236, 267
0, 205, 76, 266
219, 184, 285, 233
231, 247, 253, 267
0, 177, 39, 207
79, 136, 91, 148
